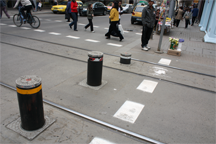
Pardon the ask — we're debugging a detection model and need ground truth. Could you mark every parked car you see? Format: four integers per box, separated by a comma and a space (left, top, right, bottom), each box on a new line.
51, 0, 83, 14
122, 4, 133, 13
131, 5, 147, 24
79, 1, 107, 16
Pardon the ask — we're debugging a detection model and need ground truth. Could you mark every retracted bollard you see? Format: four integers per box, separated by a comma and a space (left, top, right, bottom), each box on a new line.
16, 75, 45, 131
120, 52, 132, 64
87, 51, 103, 86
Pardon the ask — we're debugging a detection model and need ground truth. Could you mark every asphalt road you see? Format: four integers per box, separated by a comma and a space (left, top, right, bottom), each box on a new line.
0, 12, 215, 144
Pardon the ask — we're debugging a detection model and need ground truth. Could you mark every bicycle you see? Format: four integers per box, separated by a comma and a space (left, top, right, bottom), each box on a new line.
13, 9, 40, 29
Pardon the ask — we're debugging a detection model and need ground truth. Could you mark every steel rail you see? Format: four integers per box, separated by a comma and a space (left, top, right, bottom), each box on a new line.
1, 41, 215, 94
0, 82, 165, 144
1, 32, 215, 78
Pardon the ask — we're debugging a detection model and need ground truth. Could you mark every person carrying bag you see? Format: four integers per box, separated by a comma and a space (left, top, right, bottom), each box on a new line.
84, 3, 94, 32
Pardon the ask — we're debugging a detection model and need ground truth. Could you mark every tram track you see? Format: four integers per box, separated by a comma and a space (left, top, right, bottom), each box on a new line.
1, 41, 216, 94
1, 32, 215, 78
0, 82, 164, 144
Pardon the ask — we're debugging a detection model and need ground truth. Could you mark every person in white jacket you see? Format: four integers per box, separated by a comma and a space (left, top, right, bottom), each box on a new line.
13, 0, 35, 23
183, 8, 192, 29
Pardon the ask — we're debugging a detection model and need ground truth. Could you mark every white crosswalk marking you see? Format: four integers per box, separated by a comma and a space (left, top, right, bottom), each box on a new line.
34, 29, 45, 32
55, 20, 62, 22
114, 100, 144, 123
49, 32, 61, 35
66, 35, 80, 39
21, 27, 31, 30
0, 23, 6, 25
78, 23, 85, 25
45, 19, 51, 21
93, 26, 99, 28
104, 28, 109, 30
85, 39, 99, 43
8, 25, 16, 27
107, 43, 122, 47
123, 31, 129, 33
136, 33, 142, 35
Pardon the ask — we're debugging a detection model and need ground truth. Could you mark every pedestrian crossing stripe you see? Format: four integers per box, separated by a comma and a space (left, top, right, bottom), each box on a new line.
66, 35, 80, 39
49, 32, 61, 35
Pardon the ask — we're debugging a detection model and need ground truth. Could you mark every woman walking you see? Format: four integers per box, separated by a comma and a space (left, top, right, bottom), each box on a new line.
85, 4, 94, 32
105, 2, 124, 41
69, 0, 78, 31
0, 0, 10, 19
183, 8, 191, 29
175, 7, 184, 27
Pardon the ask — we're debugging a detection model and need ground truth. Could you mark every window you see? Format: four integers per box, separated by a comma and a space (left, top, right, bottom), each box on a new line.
135, 7, 144, 12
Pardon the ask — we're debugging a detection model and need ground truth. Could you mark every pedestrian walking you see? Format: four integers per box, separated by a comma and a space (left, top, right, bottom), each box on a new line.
191, 5, 198, 26
66, 0, 71, 22
183, 8, 191, 29
37, 0, 42, 11
69, 0, 78, 31
118, 1, 123, 24
84, 4, 94, 32
105, 2, 124, 41
175, 7, 184, 27
141, 0, 155, 51
0, 0, 10, 19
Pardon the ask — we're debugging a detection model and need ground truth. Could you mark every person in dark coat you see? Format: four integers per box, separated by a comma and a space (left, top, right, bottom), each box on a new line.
141, 0, 155, 51
66, 0, 71, 22
0, 0, 10, 19
191, 5, 198, 26
85, 3, 94, 32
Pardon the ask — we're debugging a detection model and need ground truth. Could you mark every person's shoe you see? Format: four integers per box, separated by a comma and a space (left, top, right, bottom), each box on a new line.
191, 24, 193, 26
145, 45, 151, 50
91, 31, 95, 33
84, 27, 87, 31
74, 29, 78, 31
69, 24, 72, 29
142, 47, 148, 51
106, 36, 110, 39
119, 38, 123, 41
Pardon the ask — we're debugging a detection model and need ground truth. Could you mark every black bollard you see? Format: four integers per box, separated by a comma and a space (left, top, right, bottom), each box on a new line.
87, 51, 103, 86
120, 52, 132, 64
16, 75, 45, 131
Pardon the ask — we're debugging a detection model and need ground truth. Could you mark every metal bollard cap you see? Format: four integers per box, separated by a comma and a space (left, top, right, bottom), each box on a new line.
16, 75, 42, 89
121, 52, 132, 57
88, 51, 103, 58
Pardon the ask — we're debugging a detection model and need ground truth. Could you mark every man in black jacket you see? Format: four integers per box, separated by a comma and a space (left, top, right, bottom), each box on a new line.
141, 0, 155, 51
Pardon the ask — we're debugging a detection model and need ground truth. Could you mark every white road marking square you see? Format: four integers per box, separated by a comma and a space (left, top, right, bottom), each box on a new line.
0, 23, 6, 25
114, 101, 144, 123
158, 58, 171, 65
90, 137, 115, 144
21, 27, 31, 30
93, 26, 99, 28
107, 43, 122, 47
34, 29, 45, 32
85, 39, 99, 43
78, 23, 85, 25
8, 25, 16, 27
66, 35, 80, 39
137, 79, 158, 93
49, 32, 61, 35
55, 20, 62, 22
136, 33, 142, 35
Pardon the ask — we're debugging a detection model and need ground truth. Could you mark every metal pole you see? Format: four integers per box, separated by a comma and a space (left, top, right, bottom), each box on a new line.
155, 0, 168, 53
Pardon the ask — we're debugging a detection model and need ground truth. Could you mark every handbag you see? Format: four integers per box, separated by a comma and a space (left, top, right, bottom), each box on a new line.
65, 12, 70, 19
185, 16, 189, 19
118, 24, 124, 35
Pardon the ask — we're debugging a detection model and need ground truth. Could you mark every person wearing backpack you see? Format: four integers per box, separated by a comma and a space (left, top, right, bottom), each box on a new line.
0, 0, 10, 19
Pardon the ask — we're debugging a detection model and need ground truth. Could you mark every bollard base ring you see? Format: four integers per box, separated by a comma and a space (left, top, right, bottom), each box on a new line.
79, 79, 107, 90
6, 115, 56, 140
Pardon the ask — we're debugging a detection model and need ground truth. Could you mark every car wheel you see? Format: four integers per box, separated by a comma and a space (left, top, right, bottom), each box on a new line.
103, 11, 106, 15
